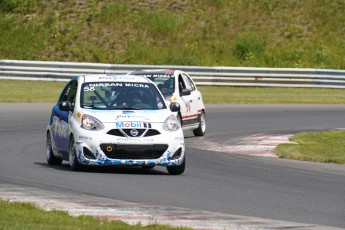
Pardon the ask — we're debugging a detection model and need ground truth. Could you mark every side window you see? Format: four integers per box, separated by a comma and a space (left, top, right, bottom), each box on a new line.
59, 81, 73, 102
58, 80, 78, 109
187, 75, 196, 91
178, 74, 186, 93
68, 83, 78, 109
182, 74, 193, 91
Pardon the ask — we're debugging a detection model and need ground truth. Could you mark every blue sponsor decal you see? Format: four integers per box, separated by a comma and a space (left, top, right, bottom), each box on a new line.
123, 111, 135, 114
115, 122, 152, 129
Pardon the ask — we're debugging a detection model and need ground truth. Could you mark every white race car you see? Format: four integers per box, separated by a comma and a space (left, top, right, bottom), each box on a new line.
129, 69, 206, 136
46, 74, 185, 175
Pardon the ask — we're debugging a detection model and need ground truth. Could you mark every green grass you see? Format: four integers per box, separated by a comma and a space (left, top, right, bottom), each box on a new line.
0, 0, 344, 68
276, 130, 345, 164
0, 80, 66, 103
198, 86, 345, 104
2, 79, 345, 104
0, 200, 189, 230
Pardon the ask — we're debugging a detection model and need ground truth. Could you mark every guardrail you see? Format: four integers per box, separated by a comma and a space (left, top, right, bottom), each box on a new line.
1, 59, 345, 88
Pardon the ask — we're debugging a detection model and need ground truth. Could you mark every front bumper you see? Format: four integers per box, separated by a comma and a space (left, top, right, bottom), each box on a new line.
74, 123, 185, 167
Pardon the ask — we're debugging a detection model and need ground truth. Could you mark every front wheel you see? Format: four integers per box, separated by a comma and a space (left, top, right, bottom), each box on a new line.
167, 155, 185, 175
193, 111, 206, 136
69, 137, 82, 171
46, 132, 62, 165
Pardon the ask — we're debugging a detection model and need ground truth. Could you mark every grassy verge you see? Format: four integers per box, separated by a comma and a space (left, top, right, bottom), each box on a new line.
0, 200, 189, 230
0, 1, 344, 69
2, 79, 345, 104
275, 130, 345, 164
198, 86, 345, 104
0, 80, 66, 103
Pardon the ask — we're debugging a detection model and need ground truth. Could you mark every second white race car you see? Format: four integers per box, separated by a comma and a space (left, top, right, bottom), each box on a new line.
129, 69, 206, 136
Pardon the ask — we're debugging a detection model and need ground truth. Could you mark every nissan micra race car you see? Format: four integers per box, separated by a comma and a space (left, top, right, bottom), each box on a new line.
46, 74, 185, 175
129, 69, 206, 136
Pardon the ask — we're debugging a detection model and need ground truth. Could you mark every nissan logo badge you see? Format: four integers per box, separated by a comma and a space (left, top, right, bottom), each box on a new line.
130, 129, 139, 137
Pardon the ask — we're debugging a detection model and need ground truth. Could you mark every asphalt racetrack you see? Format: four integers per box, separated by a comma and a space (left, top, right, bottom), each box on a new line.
0, 103, 345, 228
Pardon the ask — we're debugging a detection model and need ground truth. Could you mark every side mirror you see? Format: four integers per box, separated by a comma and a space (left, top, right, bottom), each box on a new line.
181, 89, 191, 96
170, 102, 181, 112
59, 101, 73, 111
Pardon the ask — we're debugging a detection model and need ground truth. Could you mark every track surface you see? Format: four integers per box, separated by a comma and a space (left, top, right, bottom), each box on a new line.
0, 103, 345, 228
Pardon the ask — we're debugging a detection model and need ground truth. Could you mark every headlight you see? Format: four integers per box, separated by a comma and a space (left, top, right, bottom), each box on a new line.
162, 115, 180, 132
81, 115, 104, 130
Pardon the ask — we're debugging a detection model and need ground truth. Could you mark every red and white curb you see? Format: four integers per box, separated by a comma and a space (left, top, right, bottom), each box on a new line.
0, 183, 341, 230
187, 134, 293, 157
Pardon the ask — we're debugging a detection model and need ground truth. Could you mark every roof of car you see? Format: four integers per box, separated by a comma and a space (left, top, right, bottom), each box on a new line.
79, 74, 151, 83
129, 69, 175, 77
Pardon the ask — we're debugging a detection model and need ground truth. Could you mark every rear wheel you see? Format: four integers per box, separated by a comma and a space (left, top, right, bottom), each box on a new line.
193, 111, 206, 136
167, 155, 185, 175
69, 137, 82, 171
46, 132, 62, 165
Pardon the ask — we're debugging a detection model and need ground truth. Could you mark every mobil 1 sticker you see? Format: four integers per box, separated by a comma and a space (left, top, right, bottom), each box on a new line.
116, 122, 152, 129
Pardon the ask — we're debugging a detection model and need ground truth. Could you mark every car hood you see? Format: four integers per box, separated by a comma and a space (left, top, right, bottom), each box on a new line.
80, 109, 172, 123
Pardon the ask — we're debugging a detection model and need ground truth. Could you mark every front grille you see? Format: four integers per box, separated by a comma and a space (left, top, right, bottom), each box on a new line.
107, 129, 161, 137
100, 144, 168, 159
122, 129, 146, 137
107, 129, 124, 137
144, 129, 161, 137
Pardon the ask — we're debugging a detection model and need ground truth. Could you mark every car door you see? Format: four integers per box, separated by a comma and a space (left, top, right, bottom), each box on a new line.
181, 73, 200, 125
51, 79, 77, 156
177, 73, 196, 126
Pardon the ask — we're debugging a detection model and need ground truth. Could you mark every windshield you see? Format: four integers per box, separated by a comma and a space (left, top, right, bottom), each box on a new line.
80, 82, 166, 110
145, 75, 175, 97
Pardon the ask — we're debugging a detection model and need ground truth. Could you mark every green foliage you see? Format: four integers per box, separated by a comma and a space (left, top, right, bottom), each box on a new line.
100, 2, 130, 24
0, 0, 344, 68
0, 200, 190, 229
0, 0, 17, 12
234, 33, 266, 61
197, 86, 345, 104
276, 130, 345, 164
0, 0, 35, 13
0, 80, 66, 103
44, 11, 56, 28
0, 18, 46, 60
135, 9, 186, 35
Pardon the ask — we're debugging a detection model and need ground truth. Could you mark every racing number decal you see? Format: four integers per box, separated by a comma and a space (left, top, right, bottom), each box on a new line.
186, 101, 191, 113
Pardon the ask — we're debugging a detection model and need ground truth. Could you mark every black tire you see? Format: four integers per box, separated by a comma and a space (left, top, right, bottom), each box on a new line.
69, 137, 82, 171
193, 111, 206, 136
167, 155, 185, 175
46, 132, 62, 165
